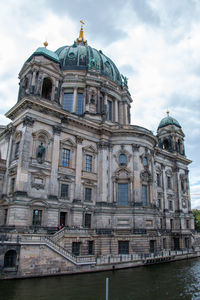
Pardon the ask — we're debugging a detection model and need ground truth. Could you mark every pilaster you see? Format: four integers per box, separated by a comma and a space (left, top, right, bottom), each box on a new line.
15, 116, 34, 193
74, 136, 83, 200
49, 125, 61, 196
72, 87, 78, 113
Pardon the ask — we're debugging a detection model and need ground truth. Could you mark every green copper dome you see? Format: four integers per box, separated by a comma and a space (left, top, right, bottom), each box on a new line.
27, 26, 123, 86
158, 114, 181, 129
55, 41, 122, 86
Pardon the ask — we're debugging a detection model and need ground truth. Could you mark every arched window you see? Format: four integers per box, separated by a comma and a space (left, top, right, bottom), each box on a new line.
163, 139, 169, 150
177, 140, 181, 153
143, 156, 148, 166
42, 78, 52, 100
24, 77, 29, 90
4, 250, 17, 268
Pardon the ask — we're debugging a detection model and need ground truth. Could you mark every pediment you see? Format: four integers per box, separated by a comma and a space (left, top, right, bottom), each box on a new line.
31, 170, 48, 177
41, 61, 60, 72
114, 167, 131, 179
0, 199, 10, 206
29, 199, 48, 207
60, 138, 76, 148
83, 145, 97, 154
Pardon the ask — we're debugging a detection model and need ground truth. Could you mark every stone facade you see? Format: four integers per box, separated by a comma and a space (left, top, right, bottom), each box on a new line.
0, 30, 195, 278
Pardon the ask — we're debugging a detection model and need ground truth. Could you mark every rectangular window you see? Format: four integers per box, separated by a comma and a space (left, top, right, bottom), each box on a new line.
61, 184, 69, 199
32, 209, 42, 226
107, 100, 113, 121
72, 242, 81, 256
158, 199, 161, 208
4, 209, 8, 225
186, 220, 190, 229
170, 219, 174, 229
84, 213, 91, 228
88, 241, 94, 255
76, 93, 83, 115
61, 149, 70, 167
157, 174, 161, 187
85, 155, 92, 172
163, 238, 166, 249
142, 185, 147, 206
185, 237, 189, 248
85, 188, 92, 201
167, 176, 171, 189
169, 200, 173, 211
14, 142, 20, 159
160, 218, 163, 229
10, 178, 15, 193
63, 93, 73, 112
118, 241, 129, 254
100, 97, 103, 113
118, 183, 128, 206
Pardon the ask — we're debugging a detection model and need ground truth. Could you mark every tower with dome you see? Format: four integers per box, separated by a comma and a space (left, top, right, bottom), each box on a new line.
0, 24, 195, 278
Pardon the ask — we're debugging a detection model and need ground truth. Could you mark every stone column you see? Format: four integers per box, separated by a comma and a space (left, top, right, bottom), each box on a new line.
151, 153, 157, 206
15, 116, 34, 193
115, 100, 118, 123
54, 80, 59, 102
3, 126, 15, 195
161, 164, 168, 229
49, 125, 61, 197
123, 103, 128, 125
98, 142, 108, 203
36, 73, 43, 96
104, 93, 108, 112
108, 144, 113, 203
97, 89, 101, 113
31, 70, 36, 94
161, 165, 167, 209
74, 136, 83, 200
132, 144, 140, 204
85, 86, 89, 112
72, 87, 78, 113
174, 165, 182, 229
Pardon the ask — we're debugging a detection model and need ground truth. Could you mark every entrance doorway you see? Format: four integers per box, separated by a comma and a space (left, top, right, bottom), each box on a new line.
60, 212, 67, 227
173, 238, 180, 250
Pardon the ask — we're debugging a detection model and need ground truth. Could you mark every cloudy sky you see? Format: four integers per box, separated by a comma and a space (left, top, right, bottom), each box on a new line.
0, 0, 199, 207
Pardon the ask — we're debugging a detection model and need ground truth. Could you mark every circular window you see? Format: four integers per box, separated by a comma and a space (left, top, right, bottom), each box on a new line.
68, 52, 75, 58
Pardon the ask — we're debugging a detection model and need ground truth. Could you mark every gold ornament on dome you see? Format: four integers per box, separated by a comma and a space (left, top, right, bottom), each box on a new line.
43, 41, 48, 48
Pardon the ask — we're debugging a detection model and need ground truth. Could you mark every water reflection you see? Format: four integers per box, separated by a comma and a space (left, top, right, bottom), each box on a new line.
1, 258, 200, 300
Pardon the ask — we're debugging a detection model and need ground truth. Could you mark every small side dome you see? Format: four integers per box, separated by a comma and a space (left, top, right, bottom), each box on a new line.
158, 112, 181, 130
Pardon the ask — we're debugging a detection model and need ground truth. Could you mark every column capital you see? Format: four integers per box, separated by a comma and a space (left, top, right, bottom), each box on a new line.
76, 136, 83, 144
23, 116, 34, 127
53, 125, 62, 135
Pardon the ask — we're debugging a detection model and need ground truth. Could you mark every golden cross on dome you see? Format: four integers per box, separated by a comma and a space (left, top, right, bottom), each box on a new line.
78, 20, 86, 44
80, 19, 85, 26
166, 110, 170, 116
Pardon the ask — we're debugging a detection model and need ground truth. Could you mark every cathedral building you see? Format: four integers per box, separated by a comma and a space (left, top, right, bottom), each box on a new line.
0, 24, 195, 278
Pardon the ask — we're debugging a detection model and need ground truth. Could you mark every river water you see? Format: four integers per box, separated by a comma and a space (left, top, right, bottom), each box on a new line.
1, 258, 200, 300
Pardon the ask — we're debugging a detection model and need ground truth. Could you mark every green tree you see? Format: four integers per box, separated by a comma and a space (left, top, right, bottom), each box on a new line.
192, 209, 200, 232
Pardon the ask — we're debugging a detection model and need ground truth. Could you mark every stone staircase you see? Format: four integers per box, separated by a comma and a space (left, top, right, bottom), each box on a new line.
2, 233, 96, 266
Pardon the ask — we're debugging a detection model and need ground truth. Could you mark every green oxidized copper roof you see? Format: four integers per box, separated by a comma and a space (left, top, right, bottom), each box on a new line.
55, 40, 122, 86
27, 24, 123, 86
27, 47, 60, 63
158, 114, 181, 129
